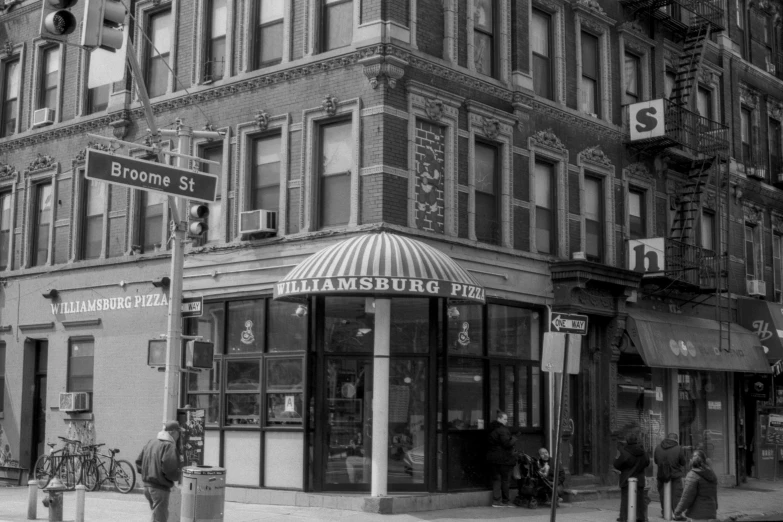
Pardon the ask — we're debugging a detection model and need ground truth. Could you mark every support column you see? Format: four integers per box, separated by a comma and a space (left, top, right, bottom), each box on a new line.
371, 298, 391, 497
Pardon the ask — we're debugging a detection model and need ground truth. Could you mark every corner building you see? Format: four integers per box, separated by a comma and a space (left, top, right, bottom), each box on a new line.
0, 0, 779, 501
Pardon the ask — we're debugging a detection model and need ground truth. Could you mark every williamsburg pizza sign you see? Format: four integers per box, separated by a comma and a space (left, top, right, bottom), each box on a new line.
50, 293, 170, 315
274, 276, 486, 302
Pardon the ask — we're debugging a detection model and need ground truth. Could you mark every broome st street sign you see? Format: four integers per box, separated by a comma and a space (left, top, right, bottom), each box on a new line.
85, 149, 218, 202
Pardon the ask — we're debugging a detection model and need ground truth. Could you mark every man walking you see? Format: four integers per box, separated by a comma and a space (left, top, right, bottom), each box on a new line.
486, 411, 517, 507
136, 420, 182, 522
654, 433, 687, 521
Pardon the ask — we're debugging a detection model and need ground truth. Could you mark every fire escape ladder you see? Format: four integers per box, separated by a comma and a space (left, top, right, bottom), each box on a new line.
713, 155, 732, 351
670, 158, 711, 242
669, 22, 711, 109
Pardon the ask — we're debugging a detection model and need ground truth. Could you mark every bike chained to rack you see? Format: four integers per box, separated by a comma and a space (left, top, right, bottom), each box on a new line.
33, 436, 136, 493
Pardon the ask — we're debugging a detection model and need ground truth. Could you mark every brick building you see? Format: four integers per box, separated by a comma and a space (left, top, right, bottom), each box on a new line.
0, 0, 780, 502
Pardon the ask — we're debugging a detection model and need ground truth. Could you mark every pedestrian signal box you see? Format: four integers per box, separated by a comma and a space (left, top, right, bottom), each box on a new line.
185, 341, 214, 370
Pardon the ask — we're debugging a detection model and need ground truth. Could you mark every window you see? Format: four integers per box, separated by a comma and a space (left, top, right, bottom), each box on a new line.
139, 191, 166, 253
474, 142, 499, 244
200, 144, 223, 243
205, 0, 227, 81
535, 161, 555, 254
473, 0, 495, 76
584, 176, 603, 261
774, 233, 782, 301
629, 188, 645, 240
0, 192, 10, 271
266, 358, 303, 425
318, 120, 352, 228
68, 339, 94, 397
664, 70, 676, 99
623, 52, 641, 105
82, 178, 105, 260
580, 32, 600, 115
38, 47, 59, 116
701, 211, 715, 252
1, 59, 19, 137
745, 224, 762, 280
87, 84, 110, 114
255, 0, 284, 69
697, 86, 712, 120
741, 107, 752, 163
532, 10, 552, 100
32, 183, 53, 267
769, 118, 781, 178
251, 135, 281, 213
322, 0, 353, 52
146, 10, 171, 98
763, 16, 773, 66
0, 343, 4, 414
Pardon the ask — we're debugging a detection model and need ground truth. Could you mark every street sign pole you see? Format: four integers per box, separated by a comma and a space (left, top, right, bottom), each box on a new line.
550, 333, 570, 522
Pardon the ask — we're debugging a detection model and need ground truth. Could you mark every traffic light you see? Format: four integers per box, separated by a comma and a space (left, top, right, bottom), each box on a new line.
81, 0, 127, 51
188, 204, 209, 237
39, 0, 79, 42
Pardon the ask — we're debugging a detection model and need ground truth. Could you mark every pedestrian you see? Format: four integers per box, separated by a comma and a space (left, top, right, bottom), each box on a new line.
536, 447, 565, 504
673, 449, 718, 522
135, 420, 183, 522
654, 432, 687, 521
613, 432, 650, 522
486, 410, 517, 508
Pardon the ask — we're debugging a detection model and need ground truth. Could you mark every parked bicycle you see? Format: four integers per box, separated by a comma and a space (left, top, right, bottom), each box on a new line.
80, 442, 136, 493
34, 436, 84, 490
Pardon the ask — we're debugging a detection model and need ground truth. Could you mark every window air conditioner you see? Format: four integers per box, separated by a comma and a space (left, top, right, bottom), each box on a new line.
747, 279, 767, 297
747, 166, 765, 180
32, 108, 55, 127
59, 392, 90, 413
239, 209, 277, 235
767, 62, 777, 75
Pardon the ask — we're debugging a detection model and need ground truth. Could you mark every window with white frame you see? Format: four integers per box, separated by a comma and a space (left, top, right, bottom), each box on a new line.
204, 0, 227, 81
774, 232, 783, 301
1, 58, 20, 137
531, 9, 553, 100
0, 192, 10, 271
745, 223, 762, 281
38, 46, 60, 116
474, 141, 499, 245
138, 191, 167, 253
145, 9, 172, 98
255, 0, 284, 69
317, 120, 352, 228
87, 84, 110, 115
628, 187, 646, 240
664, 70, 676, 99
322, 0, 353, 52
251, 135, 281, 214
32, 183, 53, 267
584, 175, 603, 262
580, 32, 600, 116
68, 338, 94, 405
473, 0, 496, 77
81, 177, 105, 260
534, 160, 555, 255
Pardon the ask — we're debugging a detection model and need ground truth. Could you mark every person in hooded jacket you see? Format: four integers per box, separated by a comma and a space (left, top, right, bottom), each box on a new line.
136, 420, 182, 522
654, 433, 687, 520
673, 449, 718, 522
614, 432, 651, 522
486, 411, 517, 507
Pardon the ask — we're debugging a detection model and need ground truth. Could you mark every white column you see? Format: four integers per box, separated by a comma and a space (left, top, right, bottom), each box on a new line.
370, 298, 391, 497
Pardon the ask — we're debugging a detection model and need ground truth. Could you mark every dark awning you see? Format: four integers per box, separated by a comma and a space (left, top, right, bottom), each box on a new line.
625, 309, 771, 373
736, 298, 783, 362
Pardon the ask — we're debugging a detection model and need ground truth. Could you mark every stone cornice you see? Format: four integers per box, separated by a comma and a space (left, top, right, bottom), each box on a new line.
550, 259, 643, 289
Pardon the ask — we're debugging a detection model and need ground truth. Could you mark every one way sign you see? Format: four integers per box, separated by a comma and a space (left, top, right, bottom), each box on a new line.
550, 313, 588, 335
181, 296, 204, 318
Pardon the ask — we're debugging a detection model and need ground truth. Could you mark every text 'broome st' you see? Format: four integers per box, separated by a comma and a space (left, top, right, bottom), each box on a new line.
85, 149, 218, 202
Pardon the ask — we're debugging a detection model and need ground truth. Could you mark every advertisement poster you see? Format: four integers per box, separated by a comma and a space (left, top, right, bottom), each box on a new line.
177, 408, 205, 466
765, 413, 783, 445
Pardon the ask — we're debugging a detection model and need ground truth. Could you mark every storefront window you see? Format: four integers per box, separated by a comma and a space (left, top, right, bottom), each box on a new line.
267, 300, 307, 352
227, 299, 265, 353
266, 358, 303, 424
616, 359, 668, 457
324, 297, 374, 353
390, 299, 429, 354
678, 370, 728, 475
447, 358, 484, 429
447, 305, 483, 356
226, 360, 260, 425
192, 302, 224, 355
389, 359, 427, 485
488, 305, 539, 358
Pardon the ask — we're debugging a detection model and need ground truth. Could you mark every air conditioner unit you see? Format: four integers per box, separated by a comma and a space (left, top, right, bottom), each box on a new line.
32, 108, 55, 127
747, 279, 767, 297
767, 62, 777, 75
59, 392, 90, 413
239, 209, 277, 235
747, 167, 765, 180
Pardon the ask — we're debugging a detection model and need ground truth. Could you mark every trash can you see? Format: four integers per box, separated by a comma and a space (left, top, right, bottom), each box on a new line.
181, 466, 225, 522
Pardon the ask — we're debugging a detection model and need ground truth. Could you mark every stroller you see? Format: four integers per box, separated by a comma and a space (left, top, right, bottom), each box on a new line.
513, 452, 557, 509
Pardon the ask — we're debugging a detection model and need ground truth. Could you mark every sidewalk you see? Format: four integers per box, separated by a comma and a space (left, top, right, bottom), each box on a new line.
1, 478, 781, 522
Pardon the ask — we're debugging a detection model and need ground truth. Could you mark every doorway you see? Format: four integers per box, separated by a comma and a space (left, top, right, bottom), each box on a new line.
28, 341, 48, 468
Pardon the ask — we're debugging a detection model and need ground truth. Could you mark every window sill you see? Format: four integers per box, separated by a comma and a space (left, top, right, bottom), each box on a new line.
61, 412, 94, 421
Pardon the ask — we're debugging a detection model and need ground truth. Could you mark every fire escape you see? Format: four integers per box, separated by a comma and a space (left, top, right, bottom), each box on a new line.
621, 0, 733, 351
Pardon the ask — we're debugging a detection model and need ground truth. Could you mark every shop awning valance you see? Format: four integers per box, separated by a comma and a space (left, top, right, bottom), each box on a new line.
736, 297, 783, 363
625, 309, 771, 373
273, 232, 485, 303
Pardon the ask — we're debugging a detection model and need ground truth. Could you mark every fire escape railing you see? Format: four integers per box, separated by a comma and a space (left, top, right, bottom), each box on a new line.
665, 238, 718, 289
621, 0, 725, 32
662, 100, 729, 156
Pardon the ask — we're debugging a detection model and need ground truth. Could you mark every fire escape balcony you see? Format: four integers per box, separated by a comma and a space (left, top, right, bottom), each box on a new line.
620, 0, 724, 34
629, 237, 720, 292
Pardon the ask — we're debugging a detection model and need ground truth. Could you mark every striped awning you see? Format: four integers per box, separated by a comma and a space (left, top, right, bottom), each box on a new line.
273, 232, 485, 303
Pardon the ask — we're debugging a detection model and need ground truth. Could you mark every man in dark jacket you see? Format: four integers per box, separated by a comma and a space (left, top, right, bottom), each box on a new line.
486, 411, 516, 507
614, 432, 650, 522
674, 449, 718, 521
136, 420, 182, 522
654, 433, 687, 520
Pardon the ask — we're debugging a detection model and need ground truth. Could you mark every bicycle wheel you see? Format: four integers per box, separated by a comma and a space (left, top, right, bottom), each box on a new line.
81, 460, 100, 491
34, 455, 53, 489
59, 456, 78, 490
112, 459, 136, 493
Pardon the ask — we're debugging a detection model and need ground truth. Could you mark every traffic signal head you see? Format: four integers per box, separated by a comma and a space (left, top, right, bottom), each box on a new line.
185, 341, 214, 370
188, 204, 209, 237
40, 0, 79, 42
82, 0, 127, 51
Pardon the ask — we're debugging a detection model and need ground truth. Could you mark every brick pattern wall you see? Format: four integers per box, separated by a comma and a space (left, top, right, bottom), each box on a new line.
382, 175, 408, 226
386, 0, 409, 26
568, 171, 580, 215
514, 153, 529, 202
458, 191, 469, 239
656, 195, 668, 238
569, 219, 581, 257
417, 0, 444, 58
514, 205, 530, 251
287, 188, 300, 234
414, 120, 445, 234
458, 137, 469, 185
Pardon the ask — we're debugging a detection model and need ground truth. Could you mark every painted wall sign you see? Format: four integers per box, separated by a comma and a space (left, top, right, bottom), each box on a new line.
628, 238, 666, 275
50, 293, 169, 315
628, 99, 665, 141
274, 276, 485, 302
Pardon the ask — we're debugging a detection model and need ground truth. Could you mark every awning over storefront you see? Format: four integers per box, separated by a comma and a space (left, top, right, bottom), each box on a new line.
736, 297, 783, 362
625, 309, 771, 373
273, 232, 485, 303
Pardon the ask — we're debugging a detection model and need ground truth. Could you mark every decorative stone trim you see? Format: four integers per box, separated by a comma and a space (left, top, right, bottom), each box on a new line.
30, 38, 66, 127
74, 141, 113, 164
360, 105, 409, 120
624, 162, 652, 182
530, 129, 566, 152
360, 165, 408, 178
0, 41, 24, 136
743, 203, 763, 225
739, 82, 760, 109
358, 50, 407, 89
578, 145, 612, 168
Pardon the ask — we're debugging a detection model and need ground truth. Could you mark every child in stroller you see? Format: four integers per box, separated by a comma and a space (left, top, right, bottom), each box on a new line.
513, 451, 560, 509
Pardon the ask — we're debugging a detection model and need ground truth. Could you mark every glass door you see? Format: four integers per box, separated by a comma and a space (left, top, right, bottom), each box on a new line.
323, 357, 373, 490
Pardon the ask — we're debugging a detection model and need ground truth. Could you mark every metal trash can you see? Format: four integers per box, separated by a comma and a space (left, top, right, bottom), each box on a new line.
181, 466, 225, 522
